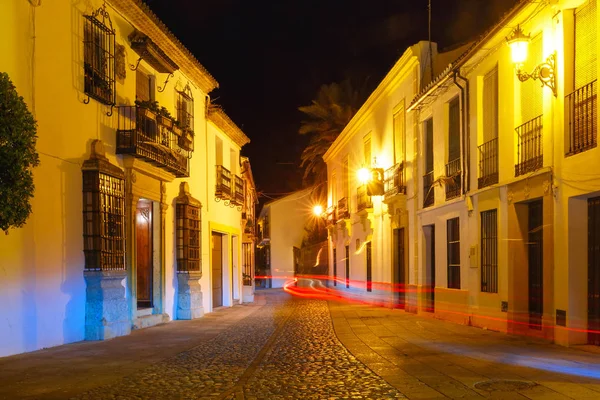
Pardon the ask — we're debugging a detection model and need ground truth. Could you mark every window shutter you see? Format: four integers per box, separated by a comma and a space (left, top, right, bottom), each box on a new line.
448, 97, 460, 162
575, 0, 597, 89
136, 69, 150, 101
483, 66, 498, 142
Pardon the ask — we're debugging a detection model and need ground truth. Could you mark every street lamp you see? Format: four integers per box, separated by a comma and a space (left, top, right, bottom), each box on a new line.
506, 25, 557, 97
357, 167, 370, 184
313, 204, 324, 217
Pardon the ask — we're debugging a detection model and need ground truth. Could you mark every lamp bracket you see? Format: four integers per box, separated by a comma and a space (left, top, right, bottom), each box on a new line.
516, 52, 557, 97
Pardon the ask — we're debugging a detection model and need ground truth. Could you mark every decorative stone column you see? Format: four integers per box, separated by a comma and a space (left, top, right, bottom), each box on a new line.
81, 140, 131, 340
177, 272, 204, 319
175, 182, 204, 319
84, 270, 131, 340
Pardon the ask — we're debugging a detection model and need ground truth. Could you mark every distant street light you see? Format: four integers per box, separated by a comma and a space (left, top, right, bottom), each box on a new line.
313, 204, 324, 217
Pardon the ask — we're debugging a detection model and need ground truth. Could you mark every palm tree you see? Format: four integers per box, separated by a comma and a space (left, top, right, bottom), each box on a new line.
298, 80, 363, 188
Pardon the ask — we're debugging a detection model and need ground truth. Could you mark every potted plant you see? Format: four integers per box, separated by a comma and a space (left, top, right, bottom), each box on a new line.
134, 99, 158, 120
172, 119, 183, 136
157, 106, 173, 128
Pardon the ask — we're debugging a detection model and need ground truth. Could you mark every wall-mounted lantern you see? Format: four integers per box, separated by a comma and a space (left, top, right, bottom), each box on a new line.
506, 25, 557, 97
175, 182, 201, 273
357, 164, 384, 196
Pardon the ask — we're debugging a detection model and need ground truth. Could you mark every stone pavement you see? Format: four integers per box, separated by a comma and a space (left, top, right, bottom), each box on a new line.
0, 289, 599, 399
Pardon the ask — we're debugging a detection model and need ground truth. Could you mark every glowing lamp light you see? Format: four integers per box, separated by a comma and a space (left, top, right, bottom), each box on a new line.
507, 25, 530, 65
357, 167, 370, 184
313, 204, 324, 217
505, 24, 557, 97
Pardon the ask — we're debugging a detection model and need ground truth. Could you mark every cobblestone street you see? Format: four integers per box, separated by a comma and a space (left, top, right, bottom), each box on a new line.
1, 290, 600, 399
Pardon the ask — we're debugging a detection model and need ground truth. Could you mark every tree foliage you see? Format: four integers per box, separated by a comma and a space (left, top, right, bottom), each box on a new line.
298, 80, 363, 188
0, 72, 39, 233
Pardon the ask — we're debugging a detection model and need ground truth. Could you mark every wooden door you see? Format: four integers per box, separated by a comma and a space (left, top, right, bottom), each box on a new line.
136, 199, 153, 309
366, 242, 372, 292
212, 232, 223, 308
528, 200, 543, 329
425, 225, 435, 312
393, 228, 406, 308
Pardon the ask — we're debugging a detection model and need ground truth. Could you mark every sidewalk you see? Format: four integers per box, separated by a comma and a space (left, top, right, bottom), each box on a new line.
0, 299, 263, 400
329, 301, 600, 399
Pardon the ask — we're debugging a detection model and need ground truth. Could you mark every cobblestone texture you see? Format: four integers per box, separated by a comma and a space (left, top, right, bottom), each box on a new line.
74, 295, 403, 399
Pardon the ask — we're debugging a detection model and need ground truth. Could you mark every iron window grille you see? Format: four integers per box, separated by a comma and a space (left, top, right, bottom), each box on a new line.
337, 197, 350, 220
325, 205, 337, 226
177, 86, 194, 132
176, 183, 201, 273
566, 80, 597, 155
423, 171, 434, 208
445, 158, 461, 200
447, 218, 460, 289
357, 185, 373, 212
481, 209, 498, 293
83, 5, 116, 112
233, 175, 244, 206
243, 243, 253, 286
116, 105, 190, 177
82, 141, 125, 271
478, 137, 499, 188
215, 165, 232, 201
515, 115, 543, 176
384, 162, 406, 200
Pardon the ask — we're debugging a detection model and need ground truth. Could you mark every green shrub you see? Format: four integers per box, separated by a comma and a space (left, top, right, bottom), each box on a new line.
0, 72, 39, 233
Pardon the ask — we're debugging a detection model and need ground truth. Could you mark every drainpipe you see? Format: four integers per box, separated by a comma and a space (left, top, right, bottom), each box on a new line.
453, 70, 471, 193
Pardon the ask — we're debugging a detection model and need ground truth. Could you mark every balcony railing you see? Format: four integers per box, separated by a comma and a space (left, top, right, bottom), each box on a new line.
325, 205, 337, 226
478, 137, 498, 189
445, 158, 461, 200
233, 175, 244, 205
384, 162, 406, 201
566, 79, 597, 155
215, 165, 232, 200
357, 185, 373, 213
423, 171, 434, 208
116, 105, 190, 177
337, 197, 350, 220
515, 115, 543, 177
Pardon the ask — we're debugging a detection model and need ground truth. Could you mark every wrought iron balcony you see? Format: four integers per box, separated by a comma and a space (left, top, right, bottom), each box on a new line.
116, 105, 190, 177
233, 175, 244, 206
325, 205, 337, 226
478, 137, 498, 189
357, 185, 373, 213
423, 171, 434, 208
445, 158, 461, 200
384, 162, 406, 201
337, 197, 350, 220
566, 79, 597, 155
515, 115, 543, 177
215, 165, 232, 200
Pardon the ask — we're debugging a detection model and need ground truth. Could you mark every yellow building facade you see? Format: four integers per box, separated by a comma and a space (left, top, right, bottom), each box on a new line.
0, 0, 254, 357
325, 0, 600, 347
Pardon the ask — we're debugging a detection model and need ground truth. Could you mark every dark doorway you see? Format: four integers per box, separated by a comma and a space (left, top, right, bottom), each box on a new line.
212, 232, 223, 308
366, 242, 372, 292
424, 225, 435, 312
588, 197, 600, 345
345, 245, 350, 288
393, 228, 406, 308
136, 199, 153, 309
528, 200, 543, 329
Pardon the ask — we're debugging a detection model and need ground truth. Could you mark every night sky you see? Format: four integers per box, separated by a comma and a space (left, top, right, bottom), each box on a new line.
148, 0, 519, 199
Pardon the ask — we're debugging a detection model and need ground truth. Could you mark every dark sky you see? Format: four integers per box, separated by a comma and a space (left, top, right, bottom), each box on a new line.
148, 0, 519, 197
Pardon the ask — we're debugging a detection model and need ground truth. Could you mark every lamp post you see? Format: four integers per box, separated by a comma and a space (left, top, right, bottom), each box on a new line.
506, 25, 557, 96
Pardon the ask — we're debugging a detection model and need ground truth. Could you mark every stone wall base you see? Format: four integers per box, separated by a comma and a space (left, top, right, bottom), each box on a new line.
84, 270, 131, 341
177, 272, 204, 320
